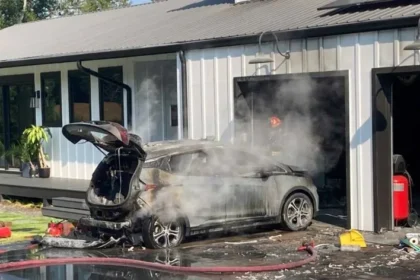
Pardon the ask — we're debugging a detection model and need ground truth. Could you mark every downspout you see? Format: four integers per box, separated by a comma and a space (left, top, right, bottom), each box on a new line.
77, 61, 132, 131
179, 51, 189, 139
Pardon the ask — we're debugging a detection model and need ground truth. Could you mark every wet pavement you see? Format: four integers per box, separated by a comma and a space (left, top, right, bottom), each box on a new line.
1, 221, 420, 279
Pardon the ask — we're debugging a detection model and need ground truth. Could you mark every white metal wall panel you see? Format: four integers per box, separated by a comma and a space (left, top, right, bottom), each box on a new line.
0, 53, 177, 180
185, 27, 417, 231
307, 38, 320, 73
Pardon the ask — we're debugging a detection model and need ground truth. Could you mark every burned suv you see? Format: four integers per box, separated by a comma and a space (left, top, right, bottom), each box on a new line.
62, 121, 319, 249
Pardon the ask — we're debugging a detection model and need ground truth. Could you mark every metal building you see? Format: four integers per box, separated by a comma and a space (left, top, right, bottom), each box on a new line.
1, 0, 420, 232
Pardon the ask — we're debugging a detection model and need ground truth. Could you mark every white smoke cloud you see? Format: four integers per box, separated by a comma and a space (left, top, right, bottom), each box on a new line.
134, 76, 163, 143
90, 74, 347, 230
234, 76, 345, 175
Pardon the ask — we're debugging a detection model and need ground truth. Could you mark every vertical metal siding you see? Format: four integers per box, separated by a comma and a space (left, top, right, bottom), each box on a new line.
185, 27, 417, 231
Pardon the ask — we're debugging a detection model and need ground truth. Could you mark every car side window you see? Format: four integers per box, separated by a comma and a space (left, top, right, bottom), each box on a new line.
211, 148, 284, 176
143, 158, 163, 169
169, 151, 209, 175
169, 153, 192, 174
230, 150, 262, 175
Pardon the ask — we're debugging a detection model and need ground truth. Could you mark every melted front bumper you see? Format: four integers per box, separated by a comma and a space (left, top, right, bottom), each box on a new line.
79, 217, 131, 231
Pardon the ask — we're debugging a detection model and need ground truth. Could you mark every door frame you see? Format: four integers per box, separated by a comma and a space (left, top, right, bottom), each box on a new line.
371, 65, 420, 232
233, 70, 351, 229
0, 74, 35, 169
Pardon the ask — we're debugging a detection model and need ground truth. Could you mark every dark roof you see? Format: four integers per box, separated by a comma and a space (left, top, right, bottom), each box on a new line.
0, 0, 419, 66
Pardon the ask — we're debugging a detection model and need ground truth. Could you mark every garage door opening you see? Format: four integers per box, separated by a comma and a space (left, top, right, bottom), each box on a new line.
372, 66, 420, 232
233, 71, 350, 228
392, 73, 420, 224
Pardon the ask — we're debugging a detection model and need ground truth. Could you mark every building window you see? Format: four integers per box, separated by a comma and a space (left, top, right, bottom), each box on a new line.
98, 66, 123, 125
68, 70, 91, 122
41, 72, 62, 127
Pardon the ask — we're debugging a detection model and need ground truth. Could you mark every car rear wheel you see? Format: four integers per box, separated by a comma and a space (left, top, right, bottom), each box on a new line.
142, 215, 185, 249
281, 192, 313, 231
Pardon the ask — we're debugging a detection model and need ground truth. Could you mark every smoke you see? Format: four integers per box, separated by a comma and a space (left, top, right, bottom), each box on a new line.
132, 75, 347, 226
258, 76, 344, 175
136, 154, 283, 226
89, 67, 346, 231
134, 76, 162, 142
235, 76, 345, 175
133, 59, 178, 143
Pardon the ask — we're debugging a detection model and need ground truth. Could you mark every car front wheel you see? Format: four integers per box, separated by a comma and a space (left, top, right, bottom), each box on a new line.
142, 215, 185, 249
281, 192, 313, 231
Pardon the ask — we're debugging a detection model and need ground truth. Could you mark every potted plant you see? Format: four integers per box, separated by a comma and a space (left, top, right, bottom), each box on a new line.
22, 125, 52, 178
20, 139, 35, 178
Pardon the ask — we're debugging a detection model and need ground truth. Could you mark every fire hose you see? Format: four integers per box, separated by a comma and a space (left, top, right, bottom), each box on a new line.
0, 246, 316, 274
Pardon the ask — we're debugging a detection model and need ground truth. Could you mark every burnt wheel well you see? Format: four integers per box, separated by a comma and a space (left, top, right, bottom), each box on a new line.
151, 207, 190, 229
281, 188, 315, 211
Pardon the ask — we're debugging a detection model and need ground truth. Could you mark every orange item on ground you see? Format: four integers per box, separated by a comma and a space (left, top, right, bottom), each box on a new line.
0, 227, 12, 238
47, 221, 75, 237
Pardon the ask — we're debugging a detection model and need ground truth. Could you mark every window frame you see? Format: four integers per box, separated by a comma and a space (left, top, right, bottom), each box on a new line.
98, 66, 124, 125
41, 71, 62, 127
68, 70, 92, 123
168, 150, 212, 176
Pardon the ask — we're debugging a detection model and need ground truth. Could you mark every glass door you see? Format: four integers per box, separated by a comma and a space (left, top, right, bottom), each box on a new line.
0, 75, 35, 169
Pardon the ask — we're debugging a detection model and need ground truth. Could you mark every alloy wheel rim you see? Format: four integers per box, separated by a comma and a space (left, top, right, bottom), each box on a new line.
152, 219, 181, 248
150, 250, 182, 278
286, 197, 312, 228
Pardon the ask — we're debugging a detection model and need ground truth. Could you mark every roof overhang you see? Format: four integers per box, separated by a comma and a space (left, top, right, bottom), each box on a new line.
0, 16, 418, 69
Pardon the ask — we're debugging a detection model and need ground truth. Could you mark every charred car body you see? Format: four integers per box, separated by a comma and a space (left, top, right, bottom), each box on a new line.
61, 121, 319, 249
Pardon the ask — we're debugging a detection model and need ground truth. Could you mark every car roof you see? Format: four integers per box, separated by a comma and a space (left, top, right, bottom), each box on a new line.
143, 139, 224, 159
142, 139, 297, 172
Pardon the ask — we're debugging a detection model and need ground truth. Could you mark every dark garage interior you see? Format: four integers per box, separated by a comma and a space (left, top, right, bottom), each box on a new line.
392, 73, 420, 218
373, 67, 420, 232
233, 72, 349, 226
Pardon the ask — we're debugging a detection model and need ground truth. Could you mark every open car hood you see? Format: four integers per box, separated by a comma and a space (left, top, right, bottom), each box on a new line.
62, 121, 146, 159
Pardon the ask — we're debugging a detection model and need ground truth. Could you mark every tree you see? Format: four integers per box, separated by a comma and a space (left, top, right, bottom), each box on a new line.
0, 0, 131, 29
56, 0, 130, 16
31, 0, 59, 19
0, 0, 23, 29
0, 0, 58, 29
80, 0, 130, 12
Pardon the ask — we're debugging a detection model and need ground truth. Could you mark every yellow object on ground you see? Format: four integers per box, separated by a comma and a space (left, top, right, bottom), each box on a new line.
339, 229, 367, 248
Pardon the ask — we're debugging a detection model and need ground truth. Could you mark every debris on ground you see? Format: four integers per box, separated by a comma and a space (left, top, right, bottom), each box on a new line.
225, 240, 258, 245
268, 234, 282, 241
340, 244, 361, 252
2, 201, 420, 280
397, 233, 420, 253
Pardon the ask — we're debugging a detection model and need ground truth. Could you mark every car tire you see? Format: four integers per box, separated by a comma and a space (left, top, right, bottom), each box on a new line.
281, 192, 314, 231
142, 215, 185, 249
